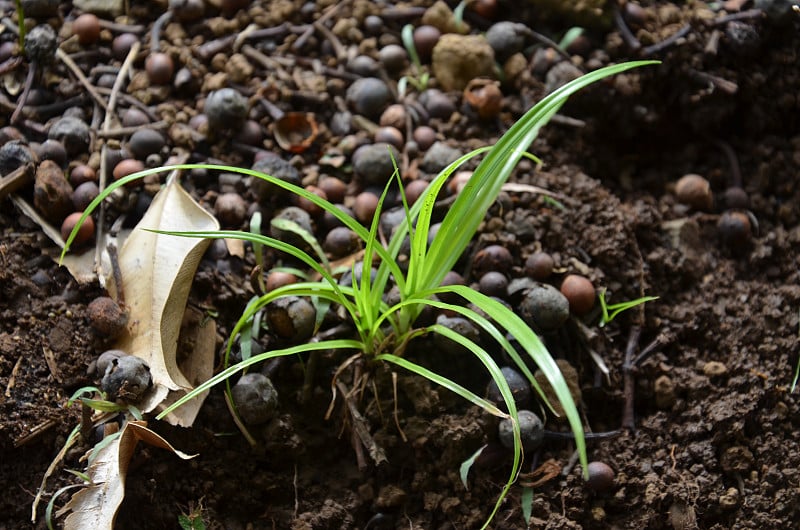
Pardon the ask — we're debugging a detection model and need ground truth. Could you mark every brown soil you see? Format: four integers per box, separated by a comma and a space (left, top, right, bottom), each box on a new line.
1, 1, 799, 529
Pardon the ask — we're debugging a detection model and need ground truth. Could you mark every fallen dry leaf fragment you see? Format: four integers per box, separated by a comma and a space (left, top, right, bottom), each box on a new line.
62, 421, 195, 530
112, 173, 219, 423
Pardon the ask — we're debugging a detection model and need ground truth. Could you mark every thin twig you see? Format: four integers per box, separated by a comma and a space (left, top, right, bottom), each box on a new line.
621, 326, 641, 431
709, 8, 764, 26
293, 1, 343, 52
642, 23, 692, 57
96, 120, 169, 139
150, 10, 173, 53
614, 5, 642, 52
56, 48, 108, 109
10, 61, 36, 124
96, 41, 141, 277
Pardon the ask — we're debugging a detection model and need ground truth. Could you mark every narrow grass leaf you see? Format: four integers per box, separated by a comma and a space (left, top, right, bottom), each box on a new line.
156, 339, 362, 420
459, 444, 487, 490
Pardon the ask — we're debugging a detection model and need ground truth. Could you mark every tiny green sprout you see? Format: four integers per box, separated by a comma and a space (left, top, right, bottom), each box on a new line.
178, 500, 208, 530
598, 289, 659, 327
453, 1, 467, 31
558, 27, 585, 51
400, 24, 430, 92
15, 0, 26, 52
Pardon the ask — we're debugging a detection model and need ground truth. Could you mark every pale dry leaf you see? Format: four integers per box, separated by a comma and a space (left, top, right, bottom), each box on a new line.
112, 173, 219, 418
62, 421, 195, 530
155, 306, 217, 426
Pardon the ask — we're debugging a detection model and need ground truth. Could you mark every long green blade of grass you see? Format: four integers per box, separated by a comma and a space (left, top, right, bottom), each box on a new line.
156, 339, 363, 420
433, 284, 589, 476
421, 61, 658, 290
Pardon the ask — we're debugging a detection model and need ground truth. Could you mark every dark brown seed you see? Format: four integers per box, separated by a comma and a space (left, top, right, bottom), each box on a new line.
35, 139, 67, 167
413, 25, 441, 63
317, 176, 347, 204
69, 164, 97, 186
525, 252, 554, 280
113, 159, 145, 181
87, 296, 128, 337
675, 173, 713, 211
353, 191, 379, 223
560, 274, 595, 316
293, 185, 327, 217
214, 192, 247, 227
718, 211, 752, 248
586, 461, 615, 493
374, 126, 404, 149
404, 179, 429, 205
723, 186, 749, 209
61, 212, 94, 245
265, 271, 299, 292
323, 226, 360, 258
72, 13, 101, 45
128, 128, 166, 159
234, 119, 264, 146
479, 271, 508, 298
379, 104, 407, 130
471, 0, 498, 19
412, 126, 437, 151
33, 160, 73, 224
378, 44, 408, 72
473, 244, 513, 275
146, 53, 175, 85
112, 33, 138, 60
121, 108, 151, 128
72, 181, 100, 211
623, 2, 647, 27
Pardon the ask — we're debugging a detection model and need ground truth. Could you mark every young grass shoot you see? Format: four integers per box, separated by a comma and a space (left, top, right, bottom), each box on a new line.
62, 60, 658, 528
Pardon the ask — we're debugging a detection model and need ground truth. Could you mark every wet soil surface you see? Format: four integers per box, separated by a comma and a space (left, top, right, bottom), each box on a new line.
1, 1, 799, 529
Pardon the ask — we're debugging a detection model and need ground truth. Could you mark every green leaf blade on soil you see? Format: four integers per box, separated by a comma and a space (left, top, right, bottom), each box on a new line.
421, 61, 659, 294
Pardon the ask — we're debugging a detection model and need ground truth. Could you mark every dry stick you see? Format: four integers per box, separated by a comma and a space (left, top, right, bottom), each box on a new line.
55, 48, 108, 109
621, 325, 642, 431
642, 23, 692, 57
150, 10, 173, 53
688, 69, 738, 95
292, 1, 343, 52
97, 19, 146, 34
96, 120, 169, 139
621, 330, 672, 431
709, 8, 764, 26
95, 41, 141, 278
10, 60, 36, 124
313, 20, 347, 62
614, 5, 642, 52
712, 138, 743, 188
0, 55, 22, 75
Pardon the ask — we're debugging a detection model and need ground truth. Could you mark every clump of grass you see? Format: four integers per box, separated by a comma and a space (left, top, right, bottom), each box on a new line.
63, 60, 657, 528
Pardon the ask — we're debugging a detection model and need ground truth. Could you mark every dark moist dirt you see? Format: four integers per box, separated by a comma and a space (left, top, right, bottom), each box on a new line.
2, 1, 800, 529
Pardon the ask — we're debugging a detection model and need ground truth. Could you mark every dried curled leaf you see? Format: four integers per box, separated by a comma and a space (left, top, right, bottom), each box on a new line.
62, 421, 195, 530
112, 174, 219, 425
